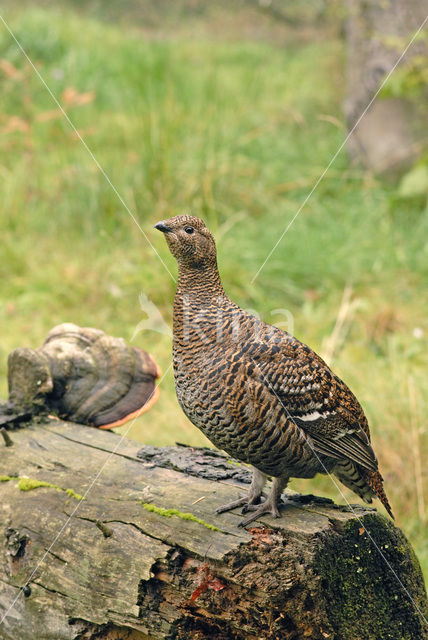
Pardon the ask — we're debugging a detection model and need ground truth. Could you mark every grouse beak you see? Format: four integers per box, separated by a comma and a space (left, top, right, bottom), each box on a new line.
154, 222, 173, 233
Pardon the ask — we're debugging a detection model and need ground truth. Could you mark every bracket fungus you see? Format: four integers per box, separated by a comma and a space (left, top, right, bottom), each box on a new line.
3, 323, 161, 429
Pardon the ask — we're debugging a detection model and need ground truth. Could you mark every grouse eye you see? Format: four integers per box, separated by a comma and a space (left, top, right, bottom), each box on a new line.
184, 226, 194, 235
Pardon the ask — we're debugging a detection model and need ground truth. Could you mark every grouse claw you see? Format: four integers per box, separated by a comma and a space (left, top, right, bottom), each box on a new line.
237, 501, 282, 528
215, 493, 264, 515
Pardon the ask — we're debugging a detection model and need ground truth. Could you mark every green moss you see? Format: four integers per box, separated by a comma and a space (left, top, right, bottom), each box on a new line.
1, 473, 85, 499
314, 514, 428, 639
141, 503, 220, 531
16, 477, 85, 500
18, 477, 56, 492
64, 487, 85, 501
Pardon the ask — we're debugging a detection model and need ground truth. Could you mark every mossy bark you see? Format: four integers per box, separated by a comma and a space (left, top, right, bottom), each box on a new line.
0, 419, 426, 639
315, 515, 427, 639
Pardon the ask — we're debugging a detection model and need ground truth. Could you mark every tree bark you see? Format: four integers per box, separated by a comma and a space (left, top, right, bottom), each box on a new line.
344, 0, 428, 174
0, 419, 426, 640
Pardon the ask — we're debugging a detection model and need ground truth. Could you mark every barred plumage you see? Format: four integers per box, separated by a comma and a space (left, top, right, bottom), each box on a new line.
155, 215, 393, 526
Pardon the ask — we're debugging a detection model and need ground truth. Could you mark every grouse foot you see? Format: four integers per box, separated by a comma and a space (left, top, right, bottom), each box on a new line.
216, 472, 290, 528
238, 475, 289, 528
238, 497, 282, 527
215, 466, 267, 515
215, 492, 265, 514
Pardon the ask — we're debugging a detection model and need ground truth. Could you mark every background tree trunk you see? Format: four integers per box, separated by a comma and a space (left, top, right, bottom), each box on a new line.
344, 0, 428, 174
0, 419, 427, 640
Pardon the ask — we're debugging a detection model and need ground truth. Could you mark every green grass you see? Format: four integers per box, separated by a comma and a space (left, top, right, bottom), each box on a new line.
0, 5, 426, 579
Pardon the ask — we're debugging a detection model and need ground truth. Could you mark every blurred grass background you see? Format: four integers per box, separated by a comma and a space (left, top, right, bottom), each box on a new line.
0, 2, 426, 577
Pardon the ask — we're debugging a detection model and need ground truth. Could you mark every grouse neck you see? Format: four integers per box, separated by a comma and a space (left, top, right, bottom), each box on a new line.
176, 260, 226, 302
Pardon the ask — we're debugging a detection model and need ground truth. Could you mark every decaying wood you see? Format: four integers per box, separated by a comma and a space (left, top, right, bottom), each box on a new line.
0, 418, 427, 640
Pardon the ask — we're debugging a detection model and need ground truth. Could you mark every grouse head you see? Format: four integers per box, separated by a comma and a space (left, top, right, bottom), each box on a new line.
155, 215, 216, 269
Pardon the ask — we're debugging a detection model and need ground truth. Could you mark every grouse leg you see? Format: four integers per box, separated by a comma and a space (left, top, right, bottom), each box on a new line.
238, 475, 289, 528
215, 467, 267, 514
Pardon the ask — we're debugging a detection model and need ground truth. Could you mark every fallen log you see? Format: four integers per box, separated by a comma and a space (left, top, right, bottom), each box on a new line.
0, 418, 426, 640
